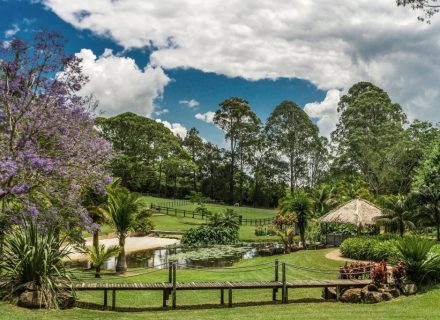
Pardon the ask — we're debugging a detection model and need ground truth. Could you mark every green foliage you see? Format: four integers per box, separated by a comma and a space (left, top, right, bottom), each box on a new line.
396, 236, 440, 286
0, 224, 74, 309
185, 191, 208, 205
132, 209, 155, 234
279, 190, 313, 248
413, 137, 440, 191
85, 245, 119, 278
322, 222, 358, 236
181, 226, 239, 247
340, 236, 400, 263
332, 82, 407, 195
104, 190, 141, 237
254, 226, 277, 236
207, 209, 240, 231
376, 194, 416, 237
266, 100, 322, 191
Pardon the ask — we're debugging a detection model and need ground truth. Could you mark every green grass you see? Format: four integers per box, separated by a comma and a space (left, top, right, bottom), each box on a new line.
141, 195, 277, 219
1, 249, 440, 319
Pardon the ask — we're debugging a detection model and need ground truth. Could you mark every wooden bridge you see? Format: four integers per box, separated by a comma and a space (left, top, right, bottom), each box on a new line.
74, 261, 371, 310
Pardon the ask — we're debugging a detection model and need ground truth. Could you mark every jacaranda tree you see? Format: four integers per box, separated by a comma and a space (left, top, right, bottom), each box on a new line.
0, 32, 112, 236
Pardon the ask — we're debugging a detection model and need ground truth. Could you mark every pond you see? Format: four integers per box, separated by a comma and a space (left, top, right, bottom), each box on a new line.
68, 242, 284, 270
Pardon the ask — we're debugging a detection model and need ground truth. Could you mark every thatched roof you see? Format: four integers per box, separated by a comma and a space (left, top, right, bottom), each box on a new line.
319, 198, 382, 227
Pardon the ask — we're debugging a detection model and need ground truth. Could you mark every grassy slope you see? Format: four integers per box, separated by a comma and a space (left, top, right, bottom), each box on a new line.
1, 249, 440, 319
86, 195, 278, 241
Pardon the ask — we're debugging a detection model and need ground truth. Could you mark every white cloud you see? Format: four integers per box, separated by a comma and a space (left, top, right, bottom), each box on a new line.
195, 111, 215, 124
179, 99, 199, 109
154, 108, 169, 116
304, 90, 341, 137
156, 119, 187, 138
4, 24, 19, 38
75, 48, 170, 117
44, 0, 440, 123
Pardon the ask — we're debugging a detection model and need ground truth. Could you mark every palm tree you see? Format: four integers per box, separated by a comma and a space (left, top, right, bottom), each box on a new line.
85, 244, 120, 278
279, 190, 313, 249
311, 185, 338, 216
102, 190, 141, 273
377, 195, 416, 237
414, 185, 440, 241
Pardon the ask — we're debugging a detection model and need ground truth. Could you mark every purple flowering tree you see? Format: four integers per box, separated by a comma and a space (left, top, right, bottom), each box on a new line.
0, 32, 112, 237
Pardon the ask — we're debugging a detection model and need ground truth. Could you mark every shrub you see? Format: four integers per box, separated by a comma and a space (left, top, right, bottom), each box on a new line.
85, 245, 119, 278
340, 236, 400, 263
181, 226, 239, 247
0, 224, 74, 309
132, 209, 155, 234
207, 209, 240, 231
396, 236, 440, 286
339, 262, 373, 280
370, 261, 388, 286
255, 226, 277, 236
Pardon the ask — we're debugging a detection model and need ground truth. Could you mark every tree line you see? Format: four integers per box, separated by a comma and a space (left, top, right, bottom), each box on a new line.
96, 81, 440, 211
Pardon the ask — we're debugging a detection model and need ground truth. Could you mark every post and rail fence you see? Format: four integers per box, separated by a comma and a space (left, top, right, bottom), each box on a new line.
150, 203, 274, 226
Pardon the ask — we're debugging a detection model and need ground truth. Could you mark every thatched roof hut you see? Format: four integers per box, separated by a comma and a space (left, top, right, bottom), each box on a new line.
319, 198, 382, 227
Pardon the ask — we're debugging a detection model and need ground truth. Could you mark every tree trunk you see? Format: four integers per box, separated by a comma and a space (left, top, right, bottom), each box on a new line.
158, 163, 162, 196
230, 139, 235, 204
92, 230, 99, 251
95, 266, 101, 278
116, 235, 127, 273
400, 222, 404, 238
300, 226, 307, 249
290, 154, 294, 193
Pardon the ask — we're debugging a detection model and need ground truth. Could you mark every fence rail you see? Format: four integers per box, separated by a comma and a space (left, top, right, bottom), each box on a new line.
150, 203, 274, 226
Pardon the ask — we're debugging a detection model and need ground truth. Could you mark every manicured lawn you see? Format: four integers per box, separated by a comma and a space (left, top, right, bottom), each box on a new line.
141, 195, 277, 219
1, 249, 440, 319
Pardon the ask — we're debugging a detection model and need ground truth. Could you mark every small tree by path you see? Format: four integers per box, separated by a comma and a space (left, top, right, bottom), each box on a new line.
85, 244, 119, 278
377, 195, 416, 237
102, 190, 141, 273
279, 191, 313, 249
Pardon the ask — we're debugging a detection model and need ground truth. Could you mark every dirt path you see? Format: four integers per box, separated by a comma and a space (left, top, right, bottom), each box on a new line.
325, 248, 371, 263
68, 236, 179, 261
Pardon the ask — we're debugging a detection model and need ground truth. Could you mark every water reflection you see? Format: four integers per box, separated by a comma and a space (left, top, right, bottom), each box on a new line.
68, 242, 284, 270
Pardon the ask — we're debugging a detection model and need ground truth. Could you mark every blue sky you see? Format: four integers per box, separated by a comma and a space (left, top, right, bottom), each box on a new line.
1, 0, 439, 145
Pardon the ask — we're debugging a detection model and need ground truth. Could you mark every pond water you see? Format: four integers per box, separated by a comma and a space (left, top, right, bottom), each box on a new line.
68, 242, 284, 270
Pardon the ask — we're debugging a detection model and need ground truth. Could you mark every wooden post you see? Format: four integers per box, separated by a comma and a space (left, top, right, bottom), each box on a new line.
239, 215, 243, 225
104, 289, 108, 307
336, 285, 341, 301
168, 261, 173, 283
112, 289, 116, 310
228, 287, 232, 307
282, 263, 287, 303
273, 259, 279, 301
163, 290, 168, 308
220, 289, 225, 305
172, 263, 177, 309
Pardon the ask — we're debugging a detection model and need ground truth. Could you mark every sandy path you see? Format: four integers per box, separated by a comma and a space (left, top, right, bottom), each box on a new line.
325, 248, 371, 263
68, 236, 179, 261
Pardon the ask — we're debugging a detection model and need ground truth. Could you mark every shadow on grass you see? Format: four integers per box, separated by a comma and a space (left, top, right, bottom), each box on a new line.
76, 298, 335, 312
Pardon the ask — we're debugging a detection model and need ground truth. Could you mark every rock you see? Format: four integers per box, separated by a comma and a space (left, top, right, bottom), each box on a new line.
322, 287, 337, 300
18, 290, 46, 309
401, 283, 418, 296
367, 284, 378, 292
58, 291, 76, 309
382, 292, 393, 301
340, 288, 362, 303
364, 291, 384, 304
389, 288, 400, 298
361, 285, 369, 297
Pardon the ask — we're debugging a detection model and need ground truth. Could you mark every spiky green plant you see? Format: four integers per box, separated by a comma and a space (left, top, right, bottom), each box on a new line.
0, 223, 74, 309
85, 245, 119, 278
396, 236, 440, 286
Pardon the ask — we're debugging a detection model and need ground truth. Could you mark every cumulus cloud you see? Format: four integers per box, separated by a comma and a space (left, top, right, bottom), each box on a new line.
44, 0, 440, 122
179, 99, 199, 109
75, 48, 170, 117
195, 111, 215, 124
156, 119, 187, 138
304, 90, 341, 137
